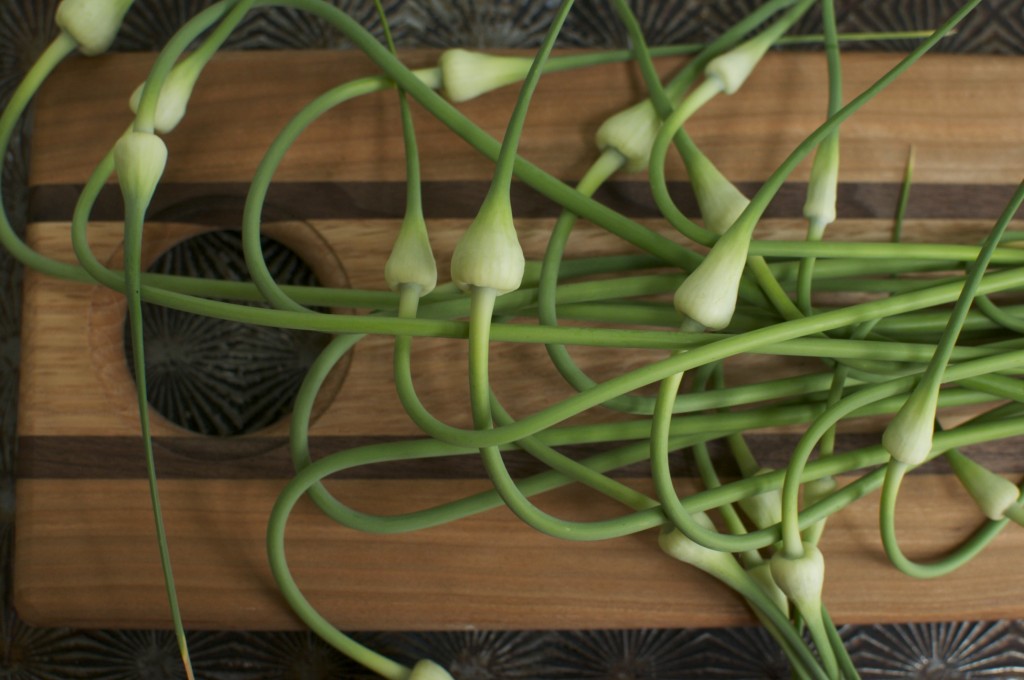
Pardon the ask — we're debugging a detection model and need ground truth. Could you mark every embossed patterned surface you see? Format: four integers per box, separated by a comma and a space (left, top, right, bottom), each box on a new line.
126, 228, 333, 437
4, 1, 1024, 677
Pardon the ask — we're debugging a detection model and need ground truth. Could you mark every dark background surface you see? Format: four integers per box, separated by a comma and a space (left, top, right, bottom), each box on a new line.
3, 1, 1024, 677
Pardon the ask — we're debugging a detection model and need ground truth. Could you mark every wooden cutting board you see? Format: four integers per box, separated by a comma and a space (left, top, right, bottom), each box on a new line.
13, 49, 1024, 631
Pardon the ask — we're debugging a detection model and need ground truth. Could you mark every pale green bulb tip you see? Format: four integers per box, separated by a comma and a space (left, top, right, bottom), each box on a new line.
114, 130, 168, 209
947, 450, 1021, 520
439, 49, 533, 103
409, 659, 455, 680
129, 61, 200, 133
704, 36, 770, 95
769, 542, 825, 607
673, 228, 750, 330
385, 216, 437, 295
595, 100, 659, 173
56, 0, 133, 56
450, 202, 524, 295
882, 387, 939, 467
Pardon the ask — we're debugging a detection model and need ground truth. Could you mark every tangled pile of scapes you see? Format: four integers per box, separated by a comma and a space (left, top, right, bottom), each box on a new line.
7, 0, 1024, 677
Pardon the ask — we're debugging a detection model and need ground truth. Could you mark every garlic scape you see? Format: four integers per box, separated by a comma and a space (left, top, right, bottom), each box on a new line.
703, 33, 772, 95
653, 5, 815, 327
129, 57, 202, 134
770, 542, 839, 676
450, 196, 524, 295
114, 130, 168, 213
659, 516, 827, 676
770, 542, 825, 610
801, 475, 839, 546
673, 222, 751, 330
386, 213, 437, 296
56, 0, 133, 56
408, 659, 456, 680
746, 561, 790, 618
737, 469, 783, 531
439, 49, 534, 103
705, 0, 817, 95
882, 383, 939, 467
946, 449, 1021, 521
686, 146, 750, 236
803, 133, 840, 231
595, 100, 662, 173
658, 514, 749, 588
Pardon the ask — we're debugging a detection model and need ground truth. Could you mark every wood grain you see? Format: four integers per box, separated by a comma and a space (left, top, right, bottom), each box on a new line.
16, 50, 1024, 630
30, 51, 1024, 187
19, 216, 1010, 443
15, 475, 1024, 630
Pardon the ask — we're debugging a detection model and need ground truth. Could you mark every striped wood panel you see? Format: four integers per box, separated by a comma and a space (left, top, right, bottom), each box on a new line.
15, 50, 1024, 629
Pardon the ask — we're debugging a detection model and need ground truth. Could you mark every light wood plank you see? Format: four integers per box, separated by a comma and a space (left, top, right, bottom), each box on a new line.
17, 50, 1024, 631
15, 475, 1024, 630
30, 52, 1024, 187
20, 215, 1012, 440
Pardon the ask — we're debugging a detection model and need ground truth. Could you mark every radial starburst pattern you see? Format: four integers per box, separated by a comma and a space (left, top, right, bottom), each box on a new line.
63, 630, 242, 680
233, 630, 381, 679
126, 230, 334, 437
838, 0, 1009, 53
557, 0, 705, 47
113, 0, 220, 51
387, 630, 551, 679
848, 621, 1024, 678
398, 0, 559, 48
544, 628, 707, 679
0, 610, 82, 680
226, 0, 402, 49
690, 626, 792, 679
0, 1, 58, 103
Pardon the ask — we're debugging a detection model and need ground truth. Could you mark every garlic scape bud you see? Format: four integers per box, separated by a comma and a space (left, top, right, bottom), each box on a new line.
438, 49, 533, 103
1005, 503, 1024, 527
408, 659, 456, 680
673, 223, 750, 330
746, 561, 789, 618
412, 67, 443, 92
769, 542, 825, 613
882, 384, 939, 467
595, 100, 660, 173
385, 213, 437, 295
450, 197, 524, 295
803, 475, 838, 509
686, 147, 750, 236
946, 449, 1021, 521
704, 30, 775, 95
801, 475, 838, 545
737, 470, 783, 531
803, 133, 840, 231
770, 542, 838, 676
114, 130, 168, 213
56, 0, 134, 56
129, 58, 202, 134
658, 514, 748, 588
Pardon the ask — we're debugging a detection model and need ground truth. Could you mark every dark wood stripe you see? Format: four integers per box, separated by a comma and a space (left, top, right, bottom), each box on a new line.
17, 433, 1023, 480
15, 434, 667, 480
28, 181, 1021, 224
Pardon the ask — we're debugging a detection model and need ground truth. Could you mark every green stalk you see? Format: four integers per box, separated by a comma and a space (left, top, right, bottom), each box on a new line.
883, 181, 1024, 466
796, 0, 842, 315
778, 346, 1024, 556
119, 145, 193, 679
0, 32, 89, 281
133, 0, 255, 134
879, 460, 1012, 579
243, 75, 393, 311
266, 485, 413, 679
